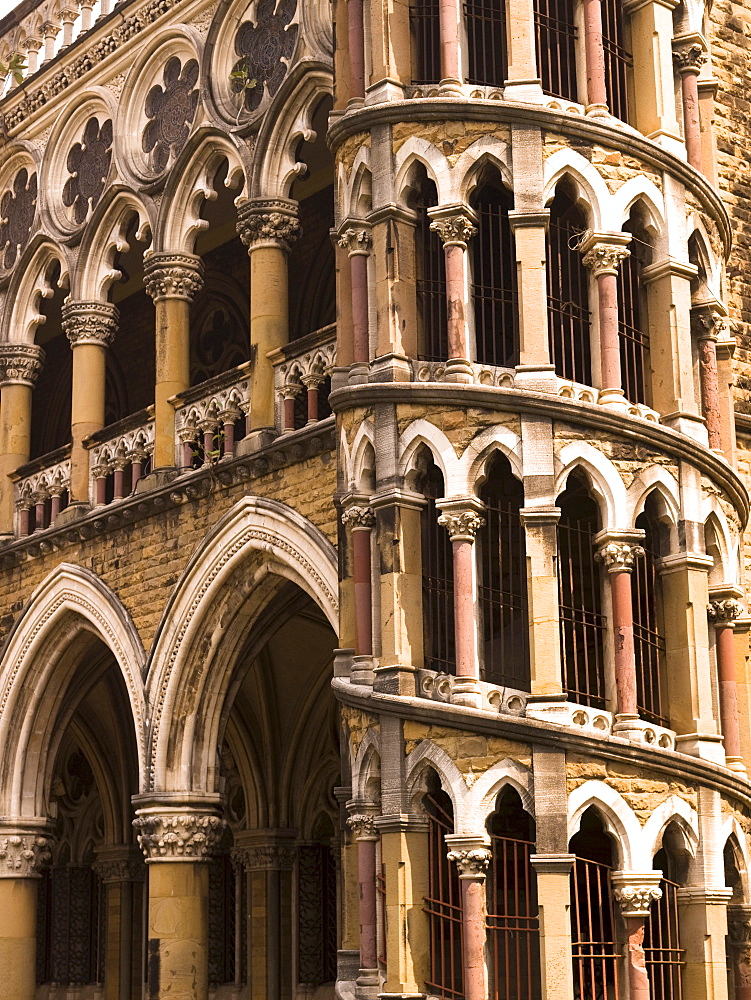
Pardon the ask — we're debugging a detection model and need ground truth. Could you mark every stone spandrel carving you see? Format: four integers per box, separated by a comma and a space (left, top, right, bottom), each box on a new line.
62, 117, 113, 225
143, 57, 200, 172
0, 167, 37, 269
232, 0, 298, 112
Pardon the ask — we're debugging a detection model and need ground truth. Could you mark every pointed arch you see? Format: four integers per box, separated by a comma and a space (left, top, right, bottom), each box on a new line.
0, 563, 147, 816
627, 465, 680, 529
568, 780, 641, 869
458, 424, 523, 495
3, 235, 69, 344
470, 759, 534, 831
350, 420, 377, 493
610, 176, 665, 237
457, 138, 514, 202
543, 149, 610, 230
398, 419, 457, 491
405, 739, 467, 825
393, 137, 449, 204
641, 795, 699, 869
555, 442, 627, 527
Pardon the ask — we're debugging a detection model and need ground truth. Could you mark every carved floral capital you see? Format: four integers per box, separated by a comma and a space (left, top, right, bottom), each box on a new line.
341, 505, 375, 530
337, 228, 372, 256
92, 856, 146, 883
133, 811, 225, 861
447, 847, 491, 878
595, 541, 645, 573
708, 598, 744, 625
582, 242, 631, 277
236, 200, 301, 252
244, 844, 297, 870
691, 305, 725, 341
672, 42, 707, 73
346, 813, 377, 840
144, 252, 205, 302
613, 882, 663, 916
0, 831, 52, 877
61, 300, 119, 347
429, 215, 477, 249
0, 343, 45, 387
437, 510, 485, 542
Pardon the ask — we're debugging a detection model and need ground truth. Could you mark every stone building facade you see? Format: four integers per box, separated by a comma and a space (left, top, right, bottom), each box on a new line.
0, 0, 749, 996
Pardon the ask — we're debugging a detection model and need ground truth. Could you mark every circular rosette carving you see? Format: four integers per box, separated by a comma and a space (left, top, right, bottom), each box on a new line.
232, 0, 298, 113
142, 57, 200, 173
0, 167, 37, 270
62, 117, 113, 225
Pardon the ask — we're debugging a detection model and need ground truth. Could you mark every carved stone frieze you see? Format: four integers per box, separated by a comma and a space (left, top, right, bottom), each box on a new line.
61, 300, 119, 347
92, 856, 146, 883
144, 252, 205, 302
0, 830, 52, 877
346, 813, 377, 840
244, 844, 297, 870
236, 199, 301, 252
0, 343, 45, 386
133, 811, 225, 860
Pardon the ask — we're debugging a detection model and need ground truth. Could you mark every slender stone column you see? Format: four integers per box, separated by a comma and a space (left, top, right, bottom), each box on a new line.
0, 345, 44, 534
429, 207, 478, 383
594, 533, 645, 732
437, 501, 485, 708
237, 199, 300, 447
583, 0, 608, 114
529, 854, 575, 1000
438, 0, 462, 93
673, 39, 707, 171
728, 905, 751, 1000
445, 838, 492, 1000
244, 840, 297, 1000
708, 596, 745, 771
92, 847, 146, 1000
715, 327, 737, 464
611, 872, 663, 1000
347, 0, 365, 102
144, 253, 204, 468
338, 226, 372, 376
581, 236, 632, 407
0, 826, 52, 1000
342, 503, 376, 682
133, 804, 224, 1000
346, 810, 379, 997
504, 0, 543, 100
61, 301, 119, 503
691, 305, 723, 452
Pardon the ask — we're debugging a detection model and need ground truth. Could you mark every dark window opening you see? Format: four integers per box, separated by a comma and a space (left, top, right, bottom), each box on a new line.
465, 0, 508, 86
208, 840, 238, 987
479, 455, 529, 688
646, 847, 684, 1000
471, 182, 518, 368
633, 500, 667, 726
414, 176, 448, 362
535, 0, 578, 101
618, 219, 651, 405
424, 773, 464, 1000
410, 0, 442, 84
299, 837, 338, 985
557, 472, 606, 708
420, 459, 455, 674
601, 0, 631, 122
547, 188, 591, 384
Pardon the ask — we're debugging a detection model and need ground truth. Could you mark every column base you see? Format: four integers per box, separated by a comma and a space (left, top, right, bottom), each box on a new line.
612, 715, 675, 749
54, 500, 92, 524
369, 354, 412, 383
502, 79, 545, 103
726, 756, 748, 775
442, 358, 474, 383
585, 103, 610, 118
364, 79, 405, 104
236, 428, 279, 455
348, 363, 370, 385
660, 410, 709, 445
438, 78, 463, 97
356, 970, 380, 1000
373, 661, 417, 696
450, 676, 483, 709
351, 654, 375, 686
135, 467, 180, 491
674, 732, 726, 764
514, 364, 558, 393
598, 387, 629, 411
334, 648, 355, 679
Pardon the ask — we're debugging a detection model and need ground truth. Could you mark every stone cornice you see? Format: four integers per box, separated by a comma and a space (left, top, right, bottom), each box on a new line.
331, 676, 751, 809
328, 101, 731, 256
329, 383, 749, 526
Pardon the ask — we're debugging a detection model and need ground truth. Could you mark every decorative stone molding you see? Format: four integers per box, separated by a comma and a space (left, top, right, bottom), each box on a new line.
142, 56, 199, 172
611, 872, 663, 917
337, 228, 372, 256
672, 41, 707, 74
92, 853, 146, 883
231, 0, 298, 113
0, 830, 52, 877
728, 904, 751, 949
341, 505, 375, 531
143, 252, 205, 302
595, 541, 645, 573
15, 455, 71, 508
429, 214, 477, 249
133, 810, 225, 861
61, 300, 119, 347
236, 199, 301, 252
582, 242, 631, 277
346, 813, 378, 841
0, 343, 45, 387
708, 598, 744, 625
62, 117, 113, 225
437, 510, 486, 542
446, 847, 492, 878
244, 844, 297, 870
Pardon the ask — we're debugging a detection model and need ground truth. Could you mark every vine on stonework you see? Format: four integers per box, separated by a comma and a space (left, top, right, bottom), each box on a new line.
62, 117, 113, 224
0, 167, 37, 268
231, 0, 297, 112
142, 56, 199, 171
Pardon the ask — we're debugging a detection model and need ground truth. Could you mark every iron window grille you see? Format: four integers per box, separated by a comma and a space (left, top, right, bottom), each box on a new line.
416, 183, 449, 363
472, 185, 519, 368
547, 190, 592, 385
570, 856, 620, 999
424, 789, 464, 1000
617, 233, 650, 405
645, 852, 684, 1000
632, 509, 667, 726
601, 0, 632, 122
534, 0, 578, 101
410, 0, 442, 84
465, 0, 508, 86
421, 462, 456, 674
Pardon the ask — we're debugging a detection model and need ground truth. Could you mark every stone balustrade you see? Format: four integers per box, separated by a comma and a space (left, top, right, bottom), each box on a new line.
12, 445, 71, 535
269, 324, 336, 434
86, 408, 154, 506
172, 364, 251, 469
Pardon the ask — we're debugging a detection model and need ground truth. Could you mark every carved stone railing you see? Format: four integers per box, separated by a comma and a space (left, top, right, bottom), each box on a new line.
411, 359, 516, 387
12, 444, 71, 535
172, 363, 251, 469
415, 669, 528, 715
270, 325, 336, 434
86, 408, 154, 506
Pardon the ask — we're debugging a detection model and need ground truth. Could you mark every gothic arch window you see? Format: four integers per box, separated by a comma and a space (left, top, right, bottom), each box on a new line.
646, 829, 686, 999
471, 179, 518, 368
478, 454, 529, 689
190, 285, 250, 386
486, 787, 540, 1000
602, 0, 632, 123
465, 0, 508, 87
569, 808, 620, 1000
557, 471, 606, 708
413, 174, 448, 362
423, 770, 463, 999
547, 187, 591, 385
534, 0, 578, 101
419, 456, 455, 674
618, 208, 653, 405
633, 494, 667, 725
31, 260, 71, 461
410, 0, 441, 84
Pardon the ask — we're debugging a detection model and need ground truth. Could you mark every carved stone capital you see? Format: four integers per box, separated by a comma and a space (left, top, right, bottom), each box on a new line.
446, 847, 491, 878
346, 813, 378, 841
143, 252, 205, 303
133, 809, 225, 861
672, 41, 707, 73
61, 300, 119, 347
708, 598, 744, 625
337, 227, 372, 256
341, 504, 375, 531
0, 343, 45, 387
438, 509, 485, 542
691, 304, 725, 342
92, 851, 146, 883
611, 872, 663, 917
582, 242, 631, 277
236, 198, 301, 253
244, 844, 297, 870
0, 829, 52, 877
728, 905, 751, 949
429, 214, 477, 249
595, 541, 645, 573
